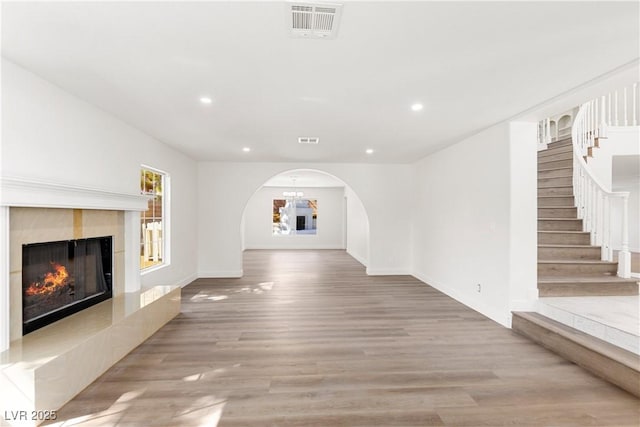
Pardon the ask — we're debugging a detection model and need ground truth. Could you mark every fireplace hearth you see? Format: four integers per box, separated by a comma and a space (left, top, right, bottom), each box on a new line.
22, 236, 113, 335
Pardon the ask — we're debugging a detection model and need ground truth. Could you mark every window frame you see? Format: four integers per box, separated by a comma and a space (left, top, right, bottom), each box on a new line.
140, 165, 171, 274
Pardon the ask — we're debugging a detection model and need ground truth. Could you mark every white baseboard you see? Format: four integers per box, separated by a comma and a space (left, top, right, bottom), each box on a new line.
412, 270, 511, 328
176, 273, 199, 288
197, 269, 243, 278
244, 244, 345, 250
346, 249, 368, 267
366, 268, 411, 276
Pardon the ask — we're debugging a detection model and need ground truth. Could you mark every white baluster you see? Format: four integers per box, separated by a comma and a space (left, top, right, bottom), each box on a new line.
594, 97, 599, 138
633, 83, 637, 126
607, 92, 612, 125
614, 90, 619, 125
546, 117, 551, 144
623, 87, 628, 126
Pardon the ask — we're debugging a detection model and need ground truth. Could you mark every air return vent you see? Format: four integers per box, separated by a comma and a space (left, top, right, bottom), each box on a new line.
289, 3, 342, 39
298, 137, 320, 144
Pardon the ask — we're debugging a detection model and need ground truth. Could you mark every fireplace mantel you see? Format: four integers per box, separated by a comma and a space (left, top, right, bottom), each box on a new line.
0, 176, 150, 211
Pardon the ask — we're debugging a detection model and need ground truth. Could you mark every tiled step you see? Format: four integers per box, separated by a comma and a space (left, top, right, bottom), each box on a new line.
538, 186, 573, 196
538, 207, 577, 218
538, 167, 573, 179
538, 231, 591, 245
538, 158, 573, 169
538, 196, 575, 207
538, 244, 601, 260
538, 218, 582, 231
538, 260, 618, 276
538, 176, 572, 187
538, 148, 573, 162
511, 311, 640, 397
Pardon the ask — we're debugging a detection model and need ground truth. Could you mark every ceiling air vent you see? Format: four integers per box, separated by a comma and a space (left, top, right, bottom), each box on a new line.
298, 137, 320, 144
289, 3, 342, 39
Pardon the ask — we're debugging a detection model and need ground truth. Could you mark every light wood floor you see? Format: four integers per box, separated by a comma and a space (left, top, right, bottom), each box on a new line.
48, 250, 640, 426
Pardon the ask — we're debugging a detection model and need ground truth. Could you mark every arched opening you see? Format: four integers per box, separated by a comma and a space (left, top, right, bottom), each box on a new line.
240, 168, 370, 268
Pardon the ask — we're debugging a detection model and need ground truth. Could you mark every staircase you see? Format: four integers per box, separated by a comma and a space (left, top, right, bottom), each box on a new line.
537, 137, 639, 297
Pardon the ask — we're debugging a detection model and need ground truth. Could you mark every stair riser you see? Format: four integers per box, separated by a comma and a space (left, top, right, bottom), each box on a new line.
538, 151, 572, 162
537, 283, 639, 297
538, 232, 590, 245
538, 207, 578, 218
538, 263, 618, 276
538, 176, 573, 187
538, 187, 573, 196
547, 140, 572, 149
538, 144, 573, 156
538, 246, 601, 260
538, 159, 573, 169
538, 168, 573, 179
538, 196, 575, 207
538, 219, 582, 231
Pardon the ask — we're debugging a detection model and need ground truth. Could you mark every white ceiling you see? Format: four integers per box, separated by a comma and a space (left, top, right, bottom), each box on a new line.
2, 1, 639, 164
263, 169, 345, 187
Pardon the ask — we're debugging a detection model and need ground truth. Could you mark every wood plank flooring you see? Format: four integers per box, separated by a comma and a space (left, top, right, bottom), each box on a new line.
47, 250, 640, 426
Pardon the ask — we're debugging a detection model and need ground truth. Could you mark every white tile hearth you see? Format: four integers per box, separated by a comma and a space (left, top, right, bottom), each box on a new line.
0, 285, 180, 427
538, 296, 640, 355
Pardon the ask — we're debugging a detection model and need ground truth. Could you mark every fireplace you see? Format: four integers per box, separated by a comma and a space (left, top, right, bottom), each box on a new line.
22, 236, 113, 335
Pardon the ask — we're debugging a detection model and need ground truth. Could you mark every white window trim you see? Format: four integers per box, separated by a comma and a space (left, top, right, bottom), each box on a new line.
140, 165, 170, 275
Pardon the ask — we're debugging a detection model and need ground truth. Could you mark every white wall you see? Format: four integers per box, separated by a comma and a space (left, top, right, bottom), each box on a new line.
243, 186, 345, 250
345, 186, 369, 266
586, 127, 640, 190
411, 121, 537, 327
1, 59, 199, 288
197, 163, 412, 277
612, 179, 640, 254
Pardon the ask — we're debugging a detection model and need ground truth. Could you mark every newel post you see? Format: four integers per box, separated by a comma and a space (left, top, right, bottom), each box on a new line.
617, 194, 631, 278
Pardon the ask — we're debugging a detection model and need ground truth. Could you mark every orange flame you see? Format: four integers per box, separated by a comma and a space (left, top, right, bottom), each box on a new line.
25, 262, 70, 296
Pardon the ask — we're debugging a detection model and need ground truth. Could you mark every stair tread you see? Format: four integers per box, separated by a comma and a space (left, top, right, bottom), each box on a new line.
538, 195, 575, 198
538, 260, 617, 265
538, 166, 574, 172
512, 312, 639, 371
538, 218, 581, 221
538, 184, 573, 189
538, 276, 639, 283
538, 230, 588, 234
538, 244, 598, 248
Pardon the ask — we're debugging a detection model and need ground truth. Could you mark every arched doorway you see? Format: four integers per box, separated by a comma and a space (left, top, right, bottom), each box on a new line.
240, 169, 370, 268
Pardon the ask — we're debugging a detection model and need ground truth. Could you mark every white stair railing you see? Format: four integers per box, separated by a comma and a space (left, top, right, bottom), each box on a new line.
572, 100, 631, 278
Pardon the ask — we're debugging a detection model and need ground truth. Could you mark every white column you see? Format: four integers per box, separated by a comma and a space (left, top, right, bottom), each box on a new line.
0, 207, 10, 352
124, 211, 142, 293
617, 195, 631, 278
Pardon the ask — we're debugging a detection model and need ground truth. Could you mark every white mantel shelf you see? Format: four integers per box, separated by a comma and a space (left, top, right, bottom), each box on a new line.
0, 177, 150, 211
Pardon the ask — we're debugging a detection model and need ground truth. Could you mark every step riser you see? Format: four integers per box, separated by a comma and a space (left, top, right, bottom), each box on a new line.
538, 219, 582, 231
511, 312, 640, 398
547, 140, 573, 149
538, 159, 573, 169
538, 176, 573, 187
538, 246, 601, 260
538, 263, 618, 276
538, 168, 573, 179
538, 208, 577, 218
538, 197, 575, 207
538, 145, 573, 158
537, 283, 639, 297
539, 187, 573, 196
538, 232, 590, 245
537, 151, 573, 162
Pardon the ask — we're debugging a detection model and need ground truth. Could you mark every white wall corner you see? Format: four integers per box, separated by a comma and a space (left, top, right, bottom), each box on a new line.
177, 273, 199, 288
366, 268, 411, 276
346, 249, 368, 268
0, 207, 10, 353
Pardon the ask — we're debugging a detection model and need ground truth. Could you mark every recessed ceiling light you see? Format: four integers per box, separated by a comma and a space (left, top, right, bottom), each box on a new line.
242, 147, 251, 152
366, 149, 374, 154
200, 97, 213, 104
411, 103, 423, 111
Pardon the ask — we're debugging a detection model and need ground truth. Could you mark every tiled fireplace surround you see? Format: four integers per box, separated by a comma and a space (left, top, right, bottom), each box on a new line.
0, 178, 181, 426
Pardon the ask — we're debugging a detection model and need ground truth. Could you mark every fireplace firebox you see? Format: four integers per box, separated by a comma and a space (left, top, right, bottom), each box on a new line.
22, 236, 113, 335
